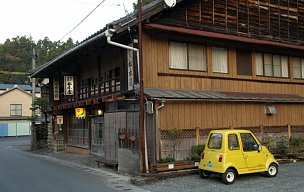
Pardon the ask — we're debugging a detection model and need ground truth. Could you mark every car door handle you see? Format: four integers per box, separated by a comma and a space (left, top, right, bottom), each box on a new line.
243, 154, 248, 159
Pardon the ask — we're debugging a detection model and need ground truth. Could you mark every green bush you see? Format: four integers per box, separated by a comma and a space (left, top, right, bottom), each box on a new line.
35, 124, 47, 142
289, 137, 304, 154
191, 144, 205, 156
185, 155, 201, 161
157, 156, 176, 164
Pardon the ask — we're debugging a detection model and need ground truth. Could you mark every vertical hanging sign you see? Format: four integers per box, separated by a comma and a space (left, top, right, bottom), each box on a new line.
64, 76, 74, 95
127, 46, 134, 91
53, 77, 59, 101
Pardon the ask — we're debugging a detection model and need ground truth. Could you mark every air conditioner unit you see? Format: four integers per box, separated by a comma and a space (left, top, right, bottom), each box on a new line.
265, 105, 277, 115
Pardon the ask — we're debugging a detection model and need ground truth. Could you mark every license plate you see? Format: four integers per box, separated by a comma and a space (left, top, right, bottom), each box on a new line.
207, 162, 212, 168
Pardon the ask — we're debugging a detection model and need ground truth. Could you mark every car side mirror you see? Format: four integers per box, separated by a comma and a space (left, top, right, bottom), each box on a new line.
258, 144, 262, 152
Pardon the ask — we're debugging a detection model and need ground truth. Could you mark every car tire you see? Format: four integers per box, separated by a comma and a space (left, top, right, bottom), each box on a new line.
265, 163, 278, 177
199, 169, 211, 179
221, 168, 236, 185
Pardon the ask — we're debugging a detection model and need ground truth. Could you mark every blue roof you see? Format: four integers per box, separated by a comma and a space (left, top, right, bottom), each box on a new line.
0, 84, 41, 93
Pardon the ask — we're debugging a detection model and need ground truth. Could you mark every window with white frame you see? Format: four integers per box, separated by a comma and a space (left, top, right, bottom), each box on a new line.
169, 41, 207, 71
10, 104, 22, 116
212, 47, 228, 73
292, 57, 304, 79
255, 53, 289, 77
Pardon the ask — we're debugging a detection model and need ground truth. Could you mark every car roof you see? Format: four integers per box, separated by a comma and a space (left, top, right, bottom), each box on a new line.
209, 129, 252, 134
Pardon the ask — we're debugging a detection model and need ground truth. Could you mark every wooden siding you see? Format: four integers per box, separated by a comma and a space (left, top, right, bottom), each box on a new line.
158, 101, 304, 130
142, 32, 304, 96
79, 48, 125, 82
153, 0, 304, 45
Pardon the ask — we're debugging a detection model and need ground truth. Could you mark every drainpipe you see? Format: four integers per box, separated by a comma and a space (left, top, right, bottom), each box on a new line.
155, 99, 165, 162
105, 28, 140, 83
144, 113, 149, 173
105, 28, 147, 173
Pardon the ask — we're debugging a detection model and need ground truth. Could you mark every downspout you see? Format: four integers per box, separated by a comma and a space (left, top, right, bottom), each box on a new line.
155, 99, 165, 162
144, 112, 149, 173
105, 28, 140, 83
105, 28, 148, 173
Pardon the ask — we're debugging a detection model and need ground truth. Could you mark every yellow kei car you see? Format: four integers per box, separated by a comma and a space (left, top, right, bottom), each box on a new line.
198, 129, 278, 184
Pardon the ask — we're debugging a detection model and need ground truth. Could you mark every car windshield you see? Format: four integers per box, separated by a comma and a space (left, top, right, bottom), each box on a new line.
208, 133, 222, 149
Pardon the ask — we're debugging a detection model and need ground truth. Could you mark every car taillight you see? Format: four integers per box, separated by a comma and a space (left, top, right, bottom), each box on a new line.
201, 152, 205, 159
219, 155, 223, 162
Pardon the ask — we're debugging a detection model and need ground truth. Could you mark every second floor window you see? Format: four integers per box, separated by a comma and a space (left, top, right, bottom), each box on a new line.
292, 57, 304, 79
212, 47, 228, 73
256, 53, 289, 78
10, 104, 22, 116
169, 41, 207, 71
237, 49, 252, 76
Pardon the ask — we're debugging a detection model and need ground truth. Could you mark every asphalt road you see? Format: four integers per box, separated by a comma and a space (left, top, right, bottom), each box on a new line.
0, 137, 145, 192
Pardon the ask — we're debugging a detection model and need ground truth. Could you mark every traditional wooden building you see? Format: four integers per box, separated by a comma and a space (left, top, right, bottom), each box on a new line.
30, 0, 304, 174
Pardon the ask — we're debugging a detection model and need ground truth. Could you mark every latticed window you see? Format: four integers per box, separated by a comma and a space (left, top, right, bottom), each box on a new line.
10, 104, 22, 116
169, 41, 207, 71
68, 113, 89, 146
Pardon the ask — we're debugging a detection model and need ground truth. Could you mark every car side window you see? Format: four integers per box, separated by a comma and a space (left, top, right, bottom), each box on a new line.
208, 133, 222, 149
228, 134, 240, 150
240, 133, 259, 152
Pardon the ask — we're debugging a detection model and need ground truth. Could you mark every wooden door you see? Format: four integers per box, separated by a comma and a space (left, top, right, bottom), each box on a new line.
104, 112, 126, 162
91, 116, 104, 157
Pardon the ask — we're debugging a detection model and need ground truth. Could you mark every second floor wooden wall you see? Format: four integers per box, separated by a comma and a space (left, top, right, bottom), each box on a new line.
79, 47, 124, 81
143, 31, 304, 96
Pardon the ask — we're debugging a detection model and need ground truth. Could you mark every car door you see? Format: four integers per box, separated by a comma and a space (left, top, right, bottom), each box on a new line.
240, 133, 266, 171
226, 134, 247, 172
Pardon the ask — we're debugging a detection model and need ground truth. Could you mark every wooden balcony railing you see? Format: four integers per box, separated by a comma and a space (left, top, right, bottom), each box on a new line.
78, 77, 121, 100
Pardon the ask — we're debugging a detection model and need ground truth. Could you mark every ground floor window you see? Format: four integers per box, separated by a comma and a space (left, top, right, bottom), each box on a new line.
68, 112, 89, 146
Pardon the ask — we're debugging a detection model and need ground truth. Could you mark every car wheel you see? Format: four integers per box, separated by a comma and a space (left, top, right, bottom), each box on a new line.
199, 169, 211, 179
221, 168, 236, 185
265, 163, 278, 177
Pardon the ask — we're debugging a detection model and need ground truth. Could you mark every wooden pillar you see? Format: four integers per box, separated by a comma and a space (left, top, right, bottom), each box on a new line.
260, 125, 264, 139
195, 127, 200, 145
287, 124, 291, 140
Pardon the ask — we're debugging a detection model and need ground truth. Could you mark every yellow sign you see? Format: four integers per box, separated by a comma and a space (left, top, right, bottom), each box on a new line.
75, 108, 86, 118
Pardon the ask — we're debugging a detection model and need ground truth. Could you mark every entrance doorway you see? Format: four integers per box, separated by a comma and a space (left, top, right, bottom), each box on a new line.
91, 116, 104, 157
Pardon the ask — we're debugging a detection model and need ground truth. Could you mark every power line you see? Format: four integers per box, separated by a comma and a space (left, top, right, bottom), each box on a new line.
59, 0, 106, 41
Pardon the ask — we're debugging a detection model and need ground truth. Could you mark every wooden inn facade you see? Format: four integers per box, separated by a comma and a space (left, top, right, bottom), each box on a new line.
30, 0, 304, 174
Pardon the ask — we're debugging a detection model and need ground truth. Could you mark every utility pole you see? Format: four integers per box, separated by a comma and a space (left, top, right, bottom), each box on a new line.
137, 0, 146, 173
31, 44, 36, 150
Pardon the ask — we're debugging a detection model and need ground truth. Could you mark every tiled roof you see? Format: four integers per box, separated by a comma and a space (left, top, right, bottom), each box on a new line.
144, 88, 304, 103
0, 84, 41, 93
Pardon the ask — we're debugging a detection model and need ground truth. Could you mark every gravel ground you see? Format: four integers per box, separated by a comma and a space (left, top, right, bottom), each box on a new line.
142, 161, 304, 192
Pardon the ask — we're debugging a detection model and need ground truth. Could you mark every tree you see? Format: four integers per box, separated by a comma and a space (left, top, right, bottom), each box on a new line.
30, 97, 50, 149
0, 36, 33, 84
0, 36, 76, 84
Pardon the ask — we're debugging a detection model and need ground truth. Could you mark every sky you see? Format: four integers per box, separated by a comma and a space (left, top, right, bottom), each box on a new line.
0, 0, 137, 43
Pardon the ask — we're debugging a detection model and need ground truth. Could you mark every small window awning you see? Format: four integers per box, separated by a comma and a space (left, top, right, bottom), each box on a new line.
144, 88, 304, 103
